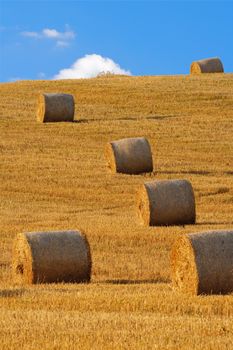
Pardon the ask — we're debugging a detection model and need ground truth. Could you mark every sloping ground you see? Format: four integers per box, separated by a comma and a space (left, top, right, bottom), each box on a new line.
0, 74, 233, 349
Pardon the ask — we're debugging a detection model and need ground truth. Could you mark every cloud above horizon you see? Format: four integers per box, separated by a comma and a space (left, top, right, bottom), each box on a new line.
53, 54, 131, 79
21, 27, 75, 47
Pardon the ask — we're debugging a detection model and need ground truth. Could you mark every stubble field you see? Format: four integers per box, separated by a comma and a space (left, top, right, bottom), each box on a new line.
0, 73, 233, 349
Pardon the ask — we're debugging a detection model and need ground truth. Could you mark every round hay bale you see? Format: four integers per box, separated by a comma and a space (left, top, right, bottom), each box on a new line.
37, 93, 75, 122
12, 230, 91, 284
138, 179, 195, 226
105, 137, 153, 174
171, 230, 233, 295
190, 57, 224, 74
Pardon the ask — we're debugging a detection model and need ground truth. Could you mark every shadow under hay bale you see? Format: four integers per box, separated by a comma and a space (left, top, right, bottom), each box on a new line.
102, 277, 171, 285
37, 93, 75, 122
0, 288, 25, 298
105, 137, 153, 174
12, 230, 92, 284
171, 230, 233, 295
138, 179, 196, 226
190, 57, 224, 74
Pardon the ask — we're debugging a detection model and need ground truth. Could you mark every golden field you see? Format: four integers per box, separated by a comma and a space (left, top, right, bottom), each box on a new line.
0, 73, 233, 349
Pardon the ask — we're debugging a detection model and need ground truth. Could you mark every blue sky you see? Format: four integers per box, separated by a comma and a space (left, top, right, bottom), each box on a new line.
0, 1, 233, 82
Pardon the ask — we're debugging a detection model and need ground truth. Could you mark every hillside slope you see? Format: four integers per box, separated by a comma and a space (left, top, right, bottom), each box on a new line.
0, 74, 233, 349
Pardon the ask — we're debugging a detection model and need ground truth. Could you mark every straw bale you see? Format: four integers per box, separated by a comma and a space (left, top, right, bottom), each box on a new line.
190, 57, 224, 74
138, 179, 195, 226
105, 137, 153, 174
171, 230, 233, 295
12, 230, 91, 284
37, 93, 74, 122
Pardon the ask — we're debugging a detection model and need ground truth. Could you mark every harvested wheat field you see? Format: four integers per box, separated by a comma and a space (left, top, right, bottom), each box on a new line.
0, 73, 233, 349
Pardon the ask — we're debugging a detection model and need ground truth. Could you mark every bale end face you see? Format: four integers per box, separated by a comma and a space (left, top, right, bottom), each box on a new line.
137, 184, 151, 226
105, 143, 117, 173
37, 94, 46, 122
79, 232, 92, 283
12, 233, 34, 284
190, 62, 201, 75
171, 235, 199, 295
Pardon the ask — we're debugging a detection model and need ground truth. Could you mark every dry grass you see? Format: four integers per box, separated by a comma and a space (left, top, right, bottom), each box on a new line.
0, 73, 233, 348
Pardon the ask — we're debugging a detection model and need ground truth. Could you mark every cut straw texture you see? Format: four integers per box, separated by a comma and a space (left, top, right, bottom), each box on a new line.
171, 230, 233, 295
12, 230, 91, 284
37, 93, 75, 122
105, 137, 153, 174
190, 57, 224, 74
138, 179, 195, 226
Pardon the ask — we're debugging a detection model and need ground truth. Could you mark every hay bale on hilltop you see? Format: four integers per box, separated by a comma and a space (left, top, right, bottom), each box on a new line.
37, 93, 75, 122
190, 57, 224, 74
105, 137, 153, 174
12, 230, 91, 284
138, 179, 195, 226
171, 230, 233, 295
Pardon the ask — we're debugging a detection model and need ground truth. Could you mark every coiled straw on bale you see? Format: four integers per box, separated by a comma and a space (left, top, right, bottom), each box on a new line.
190, 57, 224, 74
12, 230, 91, 284
171, 230, 233, 295
138, 179, 195, 226
105, 137, 153, 174
37, 93, 75, 122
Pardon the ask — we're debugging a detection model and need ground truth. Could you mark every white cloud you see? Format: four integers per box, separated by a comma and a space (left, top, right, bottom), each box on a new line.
21, 31, 40, 38
42, 28, 60, 38
42, 28, 75, 40
53, 54, 132, 79
56, 40, 70, 48
21, 27, 75, 47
